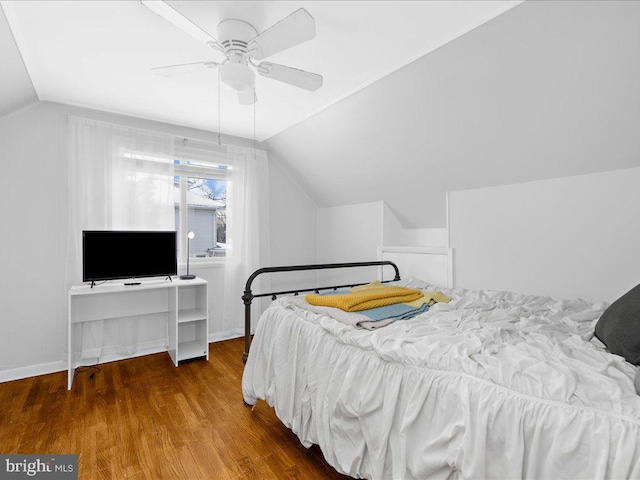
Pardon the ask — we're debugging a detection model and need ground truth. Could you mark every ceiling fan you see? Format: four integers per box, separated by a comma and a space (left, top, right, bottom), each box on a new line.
141, 1, 323, 105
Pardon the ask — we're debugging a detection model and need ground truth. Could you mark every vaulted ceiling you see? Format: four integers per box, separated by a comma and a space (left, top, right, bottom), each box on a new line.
0, 6, 35, 117
0, 0, 520, 140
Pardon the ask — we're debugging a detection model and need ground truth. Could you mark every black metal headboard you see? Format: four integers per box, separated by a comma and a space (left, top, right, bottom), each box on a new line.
241, 260, 400, 362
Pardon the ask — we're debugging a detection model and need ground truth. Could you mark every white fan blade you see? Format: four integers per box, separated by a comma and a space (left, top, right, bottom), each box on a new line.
248, 8, 316, 61
256, 62, 323, 91
152, 61, 219, 77
237, 90, 257, 105
141, 1, 227, 63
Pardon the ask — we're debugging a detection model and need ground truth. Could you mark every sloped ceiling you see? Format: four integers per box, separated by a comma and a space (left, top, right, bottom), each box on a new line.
0, 0, 521, 140
265, 0, 640, 228
0, 8, 36, 117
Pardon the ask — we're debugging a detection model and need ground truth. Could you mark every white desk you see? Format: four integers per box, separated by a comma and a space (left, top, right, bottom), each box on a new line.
67, 277, 208, 389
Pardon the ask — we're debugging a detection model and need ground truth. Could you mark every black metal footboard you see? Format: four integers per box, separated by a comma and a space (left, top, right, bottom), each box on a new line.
242, 261, 401, 362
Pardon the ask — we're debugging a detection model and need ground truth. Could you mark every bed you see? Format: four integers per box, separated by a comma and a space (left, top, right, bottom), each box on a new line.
241, 259, 640, 479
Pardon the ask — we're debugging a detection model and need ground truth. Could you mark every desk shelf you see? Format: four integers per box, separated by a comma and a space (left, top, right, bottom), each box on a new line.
68, 277, 209, 389
177, 308, 207, 323
178, 339, 208, 362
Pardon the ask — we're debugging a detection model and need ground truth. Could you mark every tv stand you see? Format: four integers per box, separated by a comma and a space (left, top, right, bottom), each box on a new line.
68, 277, 208, 389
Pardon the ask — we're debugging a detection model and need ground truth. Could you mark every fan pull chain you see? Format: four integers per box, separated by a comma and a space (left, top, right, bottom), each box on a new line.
217, 68, 222, 146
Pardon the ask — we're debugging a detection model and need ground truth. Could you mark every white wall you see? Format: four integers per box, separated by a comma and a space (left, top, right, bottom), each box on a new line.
0, 101, 317, 381
268, 155, 318, 293
318, 202, 383, 263
317, 201, 384, 284
0, 102, 67, 377
403, 228, 448, 248
450, 167, 640, 303
382, 203, 449, 246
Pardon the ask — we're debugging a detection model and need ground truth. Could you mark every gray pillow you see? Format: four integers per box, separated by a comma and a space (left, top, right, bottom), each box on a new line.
595, 283, 640, 364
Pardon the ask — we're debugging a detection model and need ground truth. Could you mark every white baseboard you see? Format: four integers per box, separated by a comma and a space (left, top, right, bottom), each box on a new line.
0, 360, 66, 384
208, 328, 244, 343
0, 330, 248, 385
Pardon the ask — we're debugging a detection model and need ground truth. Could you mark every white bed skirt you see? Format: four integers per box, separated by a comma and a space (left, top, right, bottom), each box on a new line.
242, 297, 640, 479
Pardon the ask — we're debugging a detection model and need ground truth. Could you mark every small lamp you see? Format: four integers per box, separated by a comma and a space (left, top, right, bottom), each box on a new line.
180, 231, 196, 280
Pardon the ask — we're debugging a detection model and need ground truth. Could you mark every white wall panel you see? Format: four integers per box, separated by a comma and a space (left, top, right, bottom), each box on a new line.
450, 167, 640, 302
380, 247, 453, 288
403, 228, 448, 247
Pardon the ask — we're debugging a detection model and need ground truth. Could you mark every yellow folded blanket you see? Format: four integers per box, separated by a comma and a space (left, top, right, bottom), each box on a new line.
351, 281, 452, 307
306, 286, 424, 312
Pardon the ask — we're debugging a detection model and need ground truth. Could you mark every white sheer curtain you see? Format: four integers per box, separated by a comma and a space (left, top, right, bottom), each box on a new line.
223, 146, 271, 335
66, 116, 175, 359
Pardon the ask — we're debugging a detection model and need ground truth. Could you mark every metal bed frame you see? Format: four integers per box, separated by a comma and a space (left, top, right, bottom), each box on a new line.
242, 260, 400, 362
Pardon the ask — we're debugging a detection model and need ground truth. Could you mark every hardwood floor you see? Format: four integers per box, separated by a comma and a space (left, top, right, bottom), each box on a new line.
0, 338, 352, 479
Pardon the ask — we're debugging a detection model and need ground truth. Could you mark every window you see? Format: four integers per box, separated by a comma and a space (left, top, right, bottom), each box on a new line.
174, 147, 228, 262
174, 172, 227, 261
125, 139, 229, 263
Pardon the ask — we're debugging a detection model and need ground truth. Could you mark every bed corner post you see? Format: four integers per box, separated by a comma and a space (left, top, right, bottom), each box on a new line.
242, 288, 254, 363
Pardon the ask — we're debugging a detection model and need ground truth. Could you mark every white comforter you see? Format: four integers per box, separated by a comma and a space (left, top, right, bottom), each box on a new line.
242, 282, 640, 479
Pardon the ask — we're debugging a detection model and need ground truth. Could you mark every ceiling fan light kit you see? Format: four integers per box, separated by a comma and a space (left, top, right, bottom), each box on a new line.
141, 1, 323, 104
221, 56, 255, 93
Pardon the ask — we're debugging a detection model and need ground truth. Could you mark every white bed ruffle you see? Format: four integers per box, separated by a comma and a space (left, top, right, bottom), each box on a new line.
242, 284, 640, 479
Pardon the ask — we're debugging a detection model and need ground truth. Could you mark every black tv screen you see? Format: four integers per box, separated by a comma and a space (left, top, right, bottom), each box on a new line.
82, 230, 177, 282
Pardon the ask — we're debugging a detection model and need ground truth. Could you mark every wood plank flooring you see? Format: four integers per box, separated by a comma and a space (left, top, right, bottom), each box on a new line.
0, 338, 352, 479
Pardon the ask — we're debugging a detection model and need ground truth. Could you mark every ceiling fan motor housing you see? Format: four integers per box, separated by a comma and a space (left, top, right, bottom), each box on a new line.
217, 19, 257, 56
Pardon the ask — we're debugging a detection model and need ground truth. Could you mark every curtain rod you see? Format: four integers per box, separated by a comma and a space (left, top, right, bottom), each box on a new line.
67, 114, 265, 151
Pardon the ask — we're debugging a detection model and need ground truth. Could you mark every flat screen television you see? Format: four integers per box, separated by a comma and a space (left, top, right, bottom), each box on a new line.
82, 230, 177, 283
